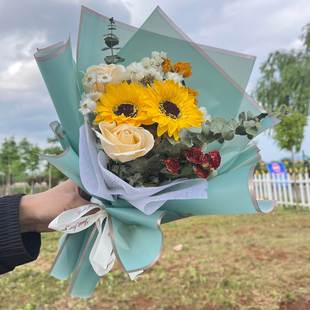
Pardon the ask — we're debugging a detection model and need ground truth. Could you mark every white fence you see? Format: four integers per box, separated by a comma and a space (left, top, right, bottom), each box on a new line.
253, 172, 310, 208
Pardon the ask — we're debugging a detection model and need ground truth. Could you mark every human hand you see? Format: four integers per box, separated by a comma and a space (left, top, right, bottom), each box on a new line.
19, 180, 89, 233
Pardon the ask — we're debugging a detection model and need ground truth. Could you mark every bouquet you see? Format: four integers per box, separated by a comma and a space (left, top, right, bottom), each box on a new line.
35, 6, 277, 298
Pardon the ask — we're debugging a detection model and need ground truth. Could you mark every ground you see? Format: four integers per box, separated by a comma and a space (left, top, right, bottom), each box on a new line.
0, 208, 309, 310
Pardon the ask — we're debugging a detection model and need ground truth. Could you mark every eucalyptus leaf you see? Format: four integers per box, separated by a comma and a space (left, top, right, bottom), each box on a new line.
210, 118, 225, 133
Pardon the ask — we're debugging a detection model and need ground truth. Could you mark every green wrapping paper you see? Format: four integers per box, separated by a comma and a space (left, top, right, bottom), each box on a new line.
35, 39, 83, 153
34, 5, 277, 298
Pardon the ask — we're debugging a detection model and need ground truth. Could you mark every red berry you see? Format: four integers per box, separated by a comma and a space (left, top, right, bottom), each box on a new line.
185, 147, 203, 164
201, 153, 211, 169
163, 158, 181, 175
193, 165, 210, 178
207, 150, 221, 169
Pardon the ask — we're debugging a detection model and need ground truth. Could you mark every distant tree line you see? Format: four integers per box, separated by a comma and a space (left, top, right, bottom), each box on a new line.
0, 137, 65, 194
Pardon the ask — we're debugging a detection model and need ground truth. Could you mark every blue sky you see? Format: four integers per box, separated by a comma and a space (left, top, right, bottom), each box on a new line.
0, 0, 309, 161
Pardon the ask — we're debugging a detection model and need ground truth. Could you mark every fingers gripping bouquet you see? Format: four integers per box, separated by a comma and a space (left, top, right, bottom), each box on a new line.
35, 7, 277, 297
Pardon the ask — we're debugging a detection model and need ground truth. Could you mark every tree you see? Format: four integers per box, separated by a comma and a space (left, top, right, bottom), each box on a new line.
0, 137, 22, 194
19, 138, 41, 192
43, 138, 66, 187
255, 24, 310, 160
273, 111, 307, 162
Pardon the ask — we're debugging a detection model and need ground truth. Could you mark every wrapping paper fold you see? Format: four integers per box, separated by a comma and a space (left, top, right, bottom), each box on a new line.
35, 39, 82, 153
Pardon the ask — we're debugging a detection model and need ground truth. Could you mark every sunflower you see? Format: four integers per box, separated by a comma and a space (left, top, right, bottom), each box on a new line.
144, 80, 203, 140
95, 82, 151, 126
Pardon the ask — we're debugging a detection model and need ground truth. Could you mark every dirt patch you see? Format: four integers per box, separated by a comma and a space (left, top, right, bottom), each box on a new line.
279, 298, 310, 310
233, 227, 256, 235
129, 295, 155, 310
246, 245, 289, 262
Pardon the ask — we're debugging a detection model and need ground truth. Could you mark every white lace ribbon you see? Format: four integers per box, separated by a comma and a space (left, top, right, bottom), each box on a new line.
48, 204, 143, 279
49, 204, 115, 276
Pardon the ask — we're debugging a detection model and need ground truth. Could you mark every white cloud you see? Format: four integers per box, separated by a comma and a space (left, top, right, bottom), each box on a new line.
0, 59, 42, 91
0, 33, 47, 91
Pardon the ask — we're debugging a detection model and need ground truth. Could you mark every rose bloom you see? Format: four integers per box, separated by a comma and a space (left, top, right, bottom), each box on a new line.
163, 158, 180, 175
185, 147, 204, 164
206, 150, 221, 169
193, 165, 210, 179
83, 64, 125, 93
96, 121, 154, 163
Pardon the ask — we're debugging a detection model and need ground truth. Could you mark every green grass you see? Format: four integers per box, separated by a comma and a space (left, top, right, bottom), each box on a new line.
1, 208, 309, 310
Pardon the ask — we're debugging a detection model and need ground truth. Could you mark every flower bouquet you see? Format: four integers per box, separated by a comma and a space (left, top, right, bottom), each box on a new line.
35, 6, 277, 298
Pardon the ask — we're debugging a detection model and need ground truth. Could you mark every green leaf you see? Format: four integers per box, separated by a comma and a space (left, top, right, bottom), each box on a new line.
210, 118, 225, 133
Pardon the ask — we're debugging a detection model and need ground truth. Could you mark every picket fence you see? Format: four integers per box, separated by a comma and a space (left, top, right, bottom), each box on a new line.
253, 172, 310, 208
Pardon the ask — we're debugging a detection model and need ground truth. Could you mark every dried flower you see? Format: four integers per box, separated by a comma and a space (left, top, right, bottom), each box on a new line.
162, 58, 173, 73
207, 150, 221, 169
188, 87, 198, 98
173, 62, 192, 78
184, 147, 203, 164
163, 158, 181, 174
193, 165, 210, 178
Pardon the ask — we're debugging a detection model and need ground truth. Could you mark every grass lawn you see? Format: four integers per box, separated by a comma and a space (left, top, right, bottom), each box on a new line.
0, 207, 309, 310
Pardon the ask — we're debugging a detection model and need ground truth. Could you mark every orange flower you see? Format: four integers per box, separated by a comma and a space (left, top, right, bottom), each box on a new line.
162, 58, 173, 73
188, 87, 198, 98
173, 62, 192, 78
187, 87, 199, 104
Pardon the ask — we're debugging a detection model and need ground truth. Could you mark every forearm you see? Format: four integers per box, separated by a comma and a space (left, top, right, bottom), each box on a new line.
0, 194, 41, 274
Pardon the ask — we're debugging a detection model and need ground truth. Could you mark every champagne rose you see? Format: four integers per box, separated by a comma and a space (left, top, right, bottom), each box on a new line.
96, 122, 154, 163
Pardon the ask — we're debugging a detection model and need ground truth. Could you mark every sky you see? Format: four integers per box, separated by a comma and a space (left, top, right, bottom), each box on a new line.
0, 0, 309, 162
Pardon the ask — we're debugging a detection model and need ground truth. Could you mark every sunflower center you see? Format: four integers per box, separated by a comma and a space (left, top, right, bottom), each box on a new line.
160, 101, 180, 119
114, 103, 137, 117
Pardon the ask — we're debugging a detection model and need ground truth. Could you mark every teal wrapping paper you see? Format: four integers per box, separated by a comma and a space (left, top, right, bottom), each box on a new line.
35, 40, 83, 153
35, 6, 277, 298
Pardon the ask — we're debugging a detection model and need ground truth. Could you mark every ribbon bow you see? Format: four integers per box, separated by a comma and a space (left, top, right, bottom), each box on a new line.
49, 203, 142, 279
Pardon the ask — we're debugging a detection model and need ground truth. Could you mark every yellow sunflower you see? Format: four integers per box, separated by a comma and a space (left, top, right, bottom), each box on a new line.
144, 80, 204, 140
95, 82, 151, 126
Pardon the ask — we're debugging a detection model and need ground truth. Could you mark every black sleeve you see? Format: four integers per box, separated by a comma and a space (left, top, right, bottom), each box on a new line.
0, 194, 41, 274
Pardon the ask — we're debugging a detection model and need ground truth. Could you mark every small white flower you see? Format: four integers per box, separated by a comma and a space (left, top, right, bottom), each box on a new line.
200, 107, 211, 122
151, 51, 167, 60
82, 64, 126, 93
87, 91, 101, 101
125, 62, 146, 81
141, 57, 152, 68
150, 51, 167, 67
166, 72, 183, 85
144, 67, 163, 81
83, 72, 97, 89
96, 73, 112, 84
79, 94, 98, 115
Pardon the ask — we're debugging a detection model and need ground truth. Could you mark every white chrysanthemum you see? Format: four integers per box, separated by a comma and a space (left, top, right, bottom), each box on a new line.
166, 72, 183, 85
141, 57, 153, 68
144, 67, 163, 81
151, 51, 167, 60
82, 72, 97, 91
96, 72, 112, 84
79, 93, 99, 115
125, 62, 146, 81
150, 51, 167, 66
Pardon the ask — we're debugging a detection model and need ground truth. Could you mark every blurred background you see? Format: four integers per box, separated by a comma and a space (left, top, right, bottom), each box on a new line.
0, 1, 309, 309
